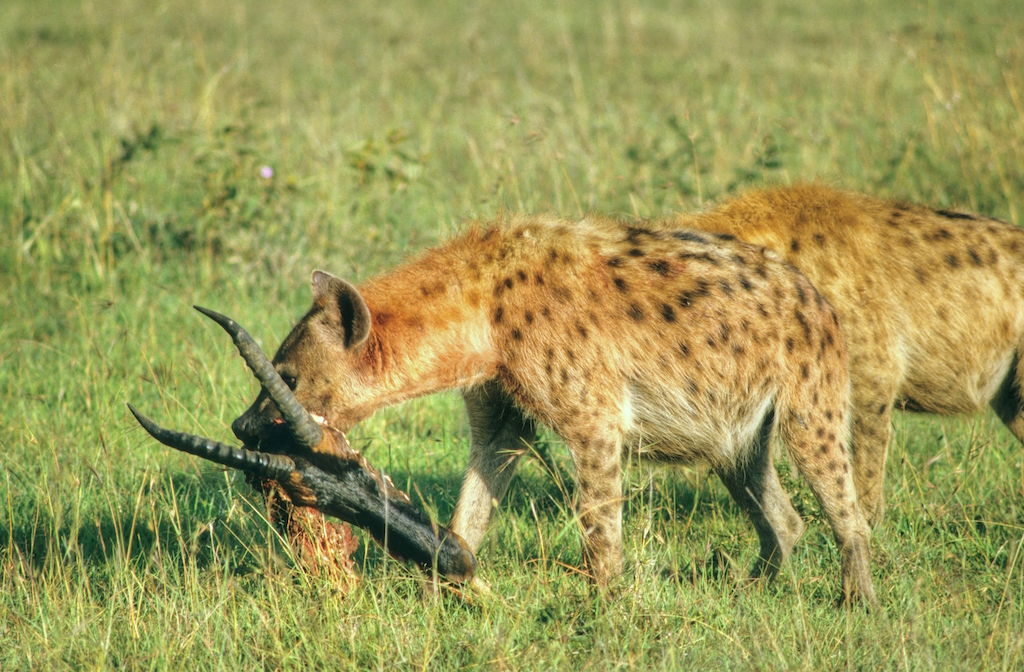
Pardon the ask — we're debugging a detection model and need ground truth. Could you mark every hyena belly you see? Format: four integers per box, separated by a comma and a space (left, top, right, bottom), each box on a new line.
684, 184, 1024, 524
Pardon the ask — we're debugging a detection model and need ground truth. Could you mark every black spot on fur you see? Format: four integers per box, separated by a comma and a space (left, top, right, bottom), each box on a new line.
706, 335, 716, 348
614, 277, 628, 292
719, 323, 730, 343
517, 270, 527, 282
625, 225, 661, 243
935, 209, 976, 221
607, 257, 623, 268
576, 323, 589, 339
739, 275, 753, 291
719, 280, 733, 296
525, 310, 534, 324
628, 304, 645, 321
661, 304, 676, 322
678, 342, 691, 358
968, 248, 983, 266
541, 306, 551, 318
677, 292, 692, 307
493, 307, 504, 324
795, 310, 812, 345
678, 252, 720, 266
813, 233, 826, 246
790, 238, 800, 252
511, 329, 522, 340
714, 233, 736, 242
535, 273, 545, 285
672, 231, 709, 244
795, 282, 806, 305
786, 338, 795, 353
945, 253, 959, 269
648, 260, 671, 276
565, 348, 575, 362
801, 363, 809, 379
628, 247, 645, 257
757, 302, 769, 317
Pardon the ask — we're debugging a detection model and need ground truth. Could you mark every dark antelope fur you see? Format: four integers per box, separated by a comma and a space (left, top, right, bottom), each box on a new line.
129, 307, 476, 583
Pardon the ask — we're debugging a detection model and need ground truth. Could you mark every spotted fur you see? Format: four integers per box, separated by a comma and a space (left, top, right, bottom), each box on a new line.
676, 184, 1024, 525
232, 211, 875, 603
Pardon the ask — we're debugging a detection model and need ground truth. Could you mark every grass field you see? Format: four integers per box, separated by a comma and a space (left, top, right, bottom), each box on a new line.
2, 0, 1023, 668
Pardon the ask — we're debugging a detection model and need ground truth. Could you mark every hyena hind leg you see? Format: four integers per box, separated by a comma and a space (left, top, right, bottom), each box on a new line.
847, 388, 897, 527
450, 380, 537, 552
779, 407, 876, 607
716, 409, 805, 583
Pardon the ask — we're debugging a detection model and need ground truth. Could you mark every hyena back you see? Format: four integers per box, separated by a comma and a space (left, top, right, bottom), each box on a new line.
679, 184, 1024, 524
233, 214, 874, 602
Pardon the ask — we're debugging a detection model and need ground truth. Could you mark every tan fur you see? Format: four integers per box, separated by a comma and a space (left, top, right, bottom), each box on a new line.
234, 212, 875, 603
673, 184, 1024, 524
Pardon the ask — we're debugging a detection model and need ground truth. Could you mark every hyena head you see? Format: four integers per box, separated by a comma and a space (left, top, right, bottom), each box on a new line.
232, 270, 373, 449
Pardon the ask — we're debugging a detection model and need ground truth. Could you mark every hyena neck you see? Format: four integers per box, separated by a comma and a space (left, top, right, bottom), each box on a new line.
354, 243, 500, 411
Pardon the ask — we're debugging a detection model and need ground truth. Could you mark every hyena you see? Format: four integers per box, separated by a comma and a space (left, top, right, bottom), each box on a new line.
232, 215, 875, 603
675, 184, 1024, 525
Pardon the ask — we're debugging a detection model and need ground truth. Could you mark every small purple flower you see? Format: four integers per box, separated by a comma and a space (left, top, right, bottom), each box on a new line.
260, 165, 274, 180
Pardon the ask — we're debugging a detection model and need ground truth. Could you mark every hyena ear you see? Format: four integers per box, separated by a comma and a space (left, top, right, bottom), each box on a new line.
311, 270, 371, 349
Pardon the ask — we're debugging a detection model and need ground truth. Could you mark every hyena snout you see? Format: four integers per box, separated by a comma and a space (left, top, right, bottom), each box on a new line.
231, 390, 286, 449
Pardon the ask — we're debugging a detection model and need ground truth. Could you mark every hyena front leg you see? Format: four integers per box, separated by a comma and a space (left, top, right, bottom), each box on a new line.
716, 409, 805, 582
450, 380, 537, 552
563, 429, 624, 585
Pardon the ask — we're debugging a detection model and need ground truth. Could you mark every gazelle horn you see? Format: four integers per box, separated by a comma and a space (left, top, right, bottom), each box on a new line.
193, 306, 323, 450
127, 404, 297, 480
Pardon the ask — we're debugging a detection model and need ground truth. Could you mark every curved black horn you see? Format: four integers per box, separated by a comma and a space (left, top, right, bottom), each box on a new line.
193, 306, 323, 449
128, 404, 297, 481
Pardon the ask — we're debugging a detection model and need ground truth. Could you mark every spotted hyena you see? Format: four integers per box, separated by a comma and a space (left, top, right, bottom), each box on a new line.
674, 184, 1024, 525
231, 214, 875, 603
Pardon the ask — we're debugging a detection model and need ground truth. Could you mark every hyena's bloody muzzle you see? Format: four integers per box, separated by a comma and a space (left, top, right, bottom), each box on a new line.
128, 306, 476, 583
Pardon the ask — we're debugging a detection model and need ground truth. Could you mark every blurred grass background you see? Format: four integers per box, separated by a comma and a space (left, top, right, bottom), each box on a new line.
1, 0, 1022, 668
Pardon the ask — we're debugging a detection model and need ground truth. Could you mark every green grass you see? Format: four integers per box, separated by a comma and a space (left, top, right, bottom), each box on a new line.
2, 0, 1023, 668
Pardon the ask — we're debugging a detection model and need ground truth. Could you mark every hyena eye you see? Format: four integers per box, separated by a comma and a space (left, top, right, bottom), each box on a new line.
282, 374, 297, 390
